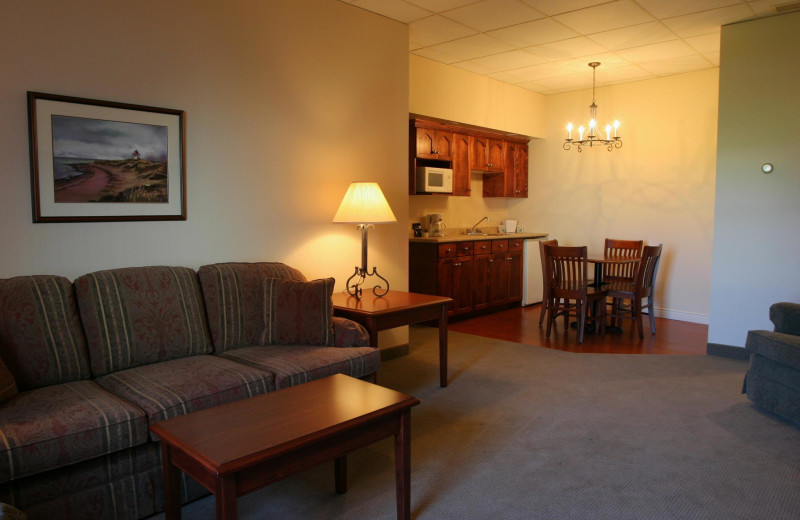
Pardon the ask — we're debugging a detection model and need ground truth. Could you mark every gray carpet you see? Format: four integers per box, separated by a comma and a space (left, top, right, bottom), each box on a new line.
149, 327, 800, 519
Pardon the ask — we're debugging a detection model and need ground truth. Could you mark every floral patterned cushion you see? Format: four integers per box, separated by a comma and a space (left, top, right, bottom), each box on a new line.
218, 344, 380, 389
95, 355, 274, 439
198, 262, 307, 353
0, 380, 148, 483
0, 275, 91, 390
74, 266, 212, 377
0, 358, 16, 403
262, 278, 335, 346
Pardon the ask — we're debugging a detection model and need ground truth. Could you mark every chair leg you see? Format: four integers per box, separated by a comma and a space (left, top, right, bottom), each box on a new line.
647, 296, 656, 334
634, 299, 644, 339
577, 301, 586, 344
545, 302, 554, 338
538, 295, 547, 326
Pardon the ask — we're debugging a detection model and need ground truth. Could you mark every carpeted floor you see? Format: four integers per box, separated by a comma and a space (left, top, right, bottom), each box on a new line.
149, 327, 800, 519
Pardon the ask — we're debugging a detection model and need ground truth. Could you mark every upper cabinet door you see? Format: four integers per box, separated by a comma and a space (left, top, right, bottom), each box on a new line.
416, 128, 452, 161
469, 136, 504, 173
451, 133, 471, 196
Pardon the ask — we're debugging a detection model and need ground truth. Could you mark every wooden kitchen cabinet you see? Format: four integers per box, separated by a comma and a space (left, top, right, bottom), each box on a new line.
484, 141, 528, 198
410, 238, 523, 317
469, 136, 504, 173
416, 127, 453, 161
451, 133, 471, 196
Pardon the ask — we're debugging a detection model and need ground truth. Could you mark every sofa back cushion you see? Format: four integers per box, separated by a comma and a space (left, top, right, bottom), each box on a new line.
262, 277, 335, 346
0, 275, 91, 389
198, 262, 306, 352
74, 266, 212, 376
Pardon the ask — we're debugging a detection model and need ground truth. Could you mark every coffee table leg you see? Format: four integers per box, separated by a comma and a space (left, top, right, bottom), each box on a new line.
161, 443, 182, 520
335, 455, 348, 494
215, 476, 238, 520
439, 303, 448, 388
395, 409, 411, 520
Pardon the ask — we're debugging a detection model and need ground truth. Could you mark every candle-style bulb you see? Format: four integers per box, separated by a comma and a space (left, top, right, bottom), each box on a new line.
605, 124, 611, 140
579, 125, 585, 140
566, 122, 573, 139
613, 120, 620, 137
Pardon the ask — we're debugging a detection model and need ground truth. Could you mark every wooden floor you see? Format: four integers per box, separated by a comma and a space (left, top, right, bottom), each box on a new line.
448, 303, 708, 355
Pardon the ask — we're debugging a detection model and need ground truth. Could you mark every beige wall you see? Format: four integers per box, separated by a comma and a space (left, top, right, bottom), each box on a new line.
709, 12, 800, 348
410, 58, 718, 324
0, 1, 409, 345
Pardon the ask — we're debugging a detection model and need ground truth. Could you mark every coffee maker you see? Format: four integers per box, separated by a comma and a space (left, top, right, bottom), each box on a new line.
428, 213, 446, 237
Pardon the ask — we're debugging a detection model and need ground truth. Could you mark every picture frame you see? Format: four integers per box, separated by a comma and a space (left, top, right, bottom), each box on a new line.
27, 91, 186, 222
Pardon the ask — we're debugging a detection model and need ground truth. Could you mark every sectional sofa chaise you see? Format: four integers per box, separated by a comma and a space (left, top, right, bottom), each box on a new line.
0, 262, 380, 519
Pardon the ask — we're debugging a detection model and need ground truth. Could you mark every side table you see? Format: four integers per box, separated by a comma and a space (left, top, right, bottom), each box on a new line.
332, 291, 452, 387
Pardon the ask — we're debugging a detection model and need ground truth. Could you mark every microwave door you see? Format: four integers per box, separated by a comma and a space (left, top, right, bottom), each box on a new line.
429, 172, 443, 188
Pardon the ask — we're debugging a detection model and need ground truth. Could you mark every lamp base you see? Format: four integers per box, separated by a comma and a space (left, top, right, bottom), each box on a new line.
345, 266, 390, 299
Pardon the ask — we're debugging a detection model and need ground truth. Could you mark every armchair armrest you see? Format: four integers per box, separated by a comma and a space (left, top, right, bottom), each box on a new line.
332, 317, 370, 347
770, 302, 800, 335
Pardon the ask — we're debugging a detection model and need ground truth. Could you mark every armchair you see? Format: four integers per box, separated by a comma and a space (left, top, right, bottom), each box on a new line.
743, 302, 800, 425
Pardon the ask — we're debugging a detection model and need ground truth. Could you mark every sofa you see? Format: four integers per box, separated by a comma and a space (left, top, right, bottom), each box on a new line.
0, 262, 380, 519
743, 301, 800, 425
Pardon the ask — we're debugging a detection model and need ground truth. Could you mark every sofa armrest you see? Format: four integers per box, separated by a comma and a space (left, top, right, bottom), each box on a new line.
332, 317, 370, 347
770, 302, 800, 335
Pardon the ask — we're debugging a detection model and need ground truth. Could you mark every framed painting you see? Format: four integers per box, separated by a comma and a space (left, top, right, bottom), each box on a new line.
27, 91, 186, 222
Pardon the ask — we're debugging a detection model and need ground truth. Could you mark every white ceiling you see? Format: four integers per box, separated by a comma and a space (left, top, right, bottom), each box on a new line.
339, 0, 797, 93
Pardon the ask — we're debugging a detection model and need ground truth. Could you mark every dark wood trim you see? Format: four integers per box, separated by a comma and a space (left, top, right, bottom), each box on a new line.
707, 343, 750, 360
410, 114, 530, 143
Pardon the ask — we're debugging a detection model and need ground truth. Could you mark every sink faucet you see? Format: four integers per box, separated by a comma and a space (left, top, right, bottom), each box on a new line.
468, 216, 490, 234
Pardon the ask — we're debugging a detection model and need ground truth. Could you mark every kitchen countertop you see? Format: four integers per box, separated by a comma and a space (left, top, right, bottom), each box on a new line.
409, 232, 548, 244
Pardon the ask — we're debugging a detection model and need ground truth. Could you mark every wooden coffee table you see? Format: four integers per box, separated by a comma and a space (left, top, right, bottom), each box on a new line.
332, 291, 452, 387
151, 374, 420, 520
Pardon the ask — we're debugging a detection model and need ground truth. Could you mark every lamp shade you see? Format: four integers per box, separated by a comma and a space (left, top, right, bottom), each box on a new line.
332, 182, 396, 224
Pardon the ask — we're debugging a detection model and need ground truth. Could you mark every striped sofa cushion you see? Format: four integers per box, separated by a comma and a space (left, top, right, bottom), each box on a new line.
0, 275, 91, 390
197, 262, 306, 353
0, 380, 148, 483
95, 354, 274, 439
262, 277, 335, 346
74, 266, 212, 377
219, 345, 380, 389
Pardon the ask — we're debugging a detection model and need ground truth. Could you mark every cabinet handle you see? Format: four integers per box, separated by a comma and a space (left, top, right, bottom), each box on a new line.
488, 259, 493, 263
454, 262, 462, 267
507, 257, 513, 261
446, 248, 452, 253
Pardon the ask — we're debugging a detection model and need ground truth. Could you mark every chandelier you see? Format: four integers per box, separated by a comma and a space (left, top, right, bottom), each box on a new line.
563, 62, 621, 152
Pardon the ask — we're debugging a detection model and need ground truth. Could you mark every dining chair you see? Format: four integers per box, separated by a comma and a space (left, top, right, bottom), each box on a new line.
543, 245, 607, 344
606, 244, 663, 339
603, 238, 643, 283
538, 238, 558, 326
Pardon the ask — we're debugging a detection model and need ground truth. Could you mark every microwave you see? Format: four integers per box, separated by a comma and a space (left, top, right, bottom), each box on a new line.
416, 166, 453, 193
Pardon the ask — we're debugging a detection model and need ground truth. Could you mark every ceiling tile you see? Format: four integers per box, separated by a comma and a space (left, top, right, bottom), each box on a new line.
444, 0, 546, 32
520, 0, 615, 16
534, 73, 593, 90
405, 0, 479, 11
469, 49, 550, 71
409, 15, 477, 47
525, 36, 608, 60
349, 0, 432, 22
412, 46, 463, 64
704, 51, 720, 66
616, 39, 698, 63
553, 0, 655, 34
428, 33, 516, 60
599, 65, 654, 84
639, 54, 716, 75
661, 4, 756, 38
451, 60, 498, 75
498, 60, 590, 82
587, 21, 677, 50
487, 18, 579, 47
635, 0, 742, 19
684, 32, 721, 53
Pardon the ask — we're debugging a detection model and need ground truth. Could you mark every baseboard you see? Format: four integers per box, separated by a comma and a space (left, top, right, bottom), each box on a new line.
380, 343, 409, 361
707, 342, 749, 360
654, 307, 709, 325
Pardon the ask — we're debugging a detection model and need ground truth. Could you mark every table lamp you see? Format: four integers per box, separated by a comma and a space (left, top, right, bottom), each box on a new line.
332, 182, 396, 299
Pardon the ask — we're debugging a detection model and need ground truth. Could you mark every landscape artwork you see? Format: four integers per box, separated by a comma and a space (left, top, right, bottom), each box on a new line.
52, 115, 169, 203
28, 92, 186, 222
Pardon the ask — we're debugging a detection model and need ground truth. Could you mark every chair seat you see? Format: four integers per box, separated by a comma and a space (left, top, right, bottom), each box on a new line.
96, 355, 274, 440
0, 380, 148, 483
218, 345, 380, 389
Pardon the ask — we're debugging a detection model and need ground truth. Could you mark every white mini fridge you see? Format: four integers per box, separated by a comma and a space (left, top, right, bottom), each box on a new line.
522, 238, 545, 305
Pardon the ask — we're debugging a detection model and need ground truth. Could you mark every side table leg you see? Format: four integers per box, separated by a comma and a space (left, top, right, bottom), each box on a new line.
160, 443, 181, 520
395, 409, 412, 520
439, 304, 448, 388
216, 476, 237, 520
335, 455, 348, 494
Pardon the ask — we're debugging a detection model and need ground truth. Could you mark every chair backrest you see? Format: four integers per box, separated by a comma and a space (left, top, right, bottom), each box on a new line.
604, 238, 643, 281
544, 245, 589, 297
538, 238, 558, 291
635, 244, 663, 297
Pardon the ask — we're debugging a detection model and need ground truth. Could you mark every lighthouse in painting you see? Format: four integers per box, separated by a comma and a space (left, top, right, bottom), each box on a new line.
132, 149, 140, 160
